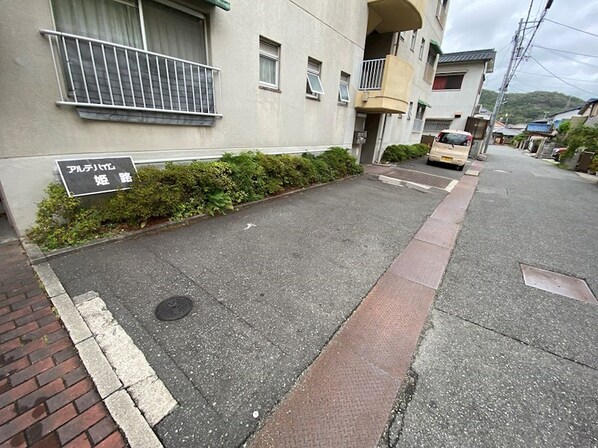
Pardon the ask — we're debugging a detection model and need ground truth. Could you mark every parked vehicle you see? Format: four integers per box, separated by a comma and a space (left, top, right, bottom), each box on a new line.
427, 130, 473, 170
552, 147, 567, 161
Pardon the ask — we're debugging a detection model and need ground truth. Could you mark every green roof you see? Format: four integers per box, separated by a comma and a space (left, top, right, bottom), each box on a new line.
203, 0, 230, 11
430, 40, 443, 55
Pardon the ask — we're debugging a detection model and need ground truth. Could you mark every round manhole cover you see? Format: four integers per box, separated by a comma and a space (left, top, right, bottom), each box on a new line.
155, 296, 193, 321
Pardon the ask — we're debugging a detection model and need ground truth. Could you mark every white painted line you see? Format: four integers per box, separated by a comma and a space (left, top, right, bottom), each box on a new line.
404, 181, 431, 193
379, 175, 404, 187
445, 179, 458, 193
105, 390, 163, 448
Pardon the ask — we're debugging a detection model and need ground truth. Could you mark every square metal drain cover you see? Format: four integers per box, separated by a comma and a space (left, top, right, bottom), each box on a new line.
520, 264, 597, 304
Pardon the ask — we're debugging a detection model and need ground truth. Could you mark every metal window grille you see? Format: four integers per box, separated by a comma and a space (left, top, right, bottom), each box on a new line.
41, 29, 221, 117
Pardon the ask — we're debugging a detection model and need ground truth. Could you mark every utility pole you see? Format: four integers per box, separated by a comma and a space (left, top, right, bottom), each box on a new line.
482, 18, 523, 153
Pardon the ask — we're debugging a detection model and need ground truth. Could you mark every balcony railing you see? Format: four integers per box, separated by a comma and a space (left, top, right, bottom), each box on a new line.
40, 29, 222, 117
359, 58, 386, 90
423, 63, 435, 84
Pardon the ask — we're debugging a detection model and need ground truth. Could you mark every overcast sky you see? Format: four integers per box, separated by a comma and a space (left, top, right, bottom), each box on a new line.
442, 0, 598, 101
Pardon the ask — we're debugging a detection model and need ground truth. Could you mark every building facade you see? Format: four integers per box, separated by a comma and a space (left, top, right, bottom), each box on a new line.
423, 49, 495, 135
357, 0, 449, 164
0, 0, 429, 235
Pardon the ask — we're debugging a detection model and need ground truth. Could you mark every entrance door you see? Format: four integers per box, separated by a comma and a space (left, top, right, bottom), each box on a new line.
360, 113, 380, 164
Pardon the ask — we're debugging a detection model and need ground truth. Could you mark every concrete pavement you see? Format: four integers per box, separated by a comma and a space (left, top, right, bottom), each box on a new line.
388, 145, 598, 447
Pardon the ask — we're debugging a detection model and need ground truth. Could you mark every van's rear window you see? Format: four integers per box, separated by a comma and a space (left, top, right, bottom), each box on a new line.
438, 133, 469, 146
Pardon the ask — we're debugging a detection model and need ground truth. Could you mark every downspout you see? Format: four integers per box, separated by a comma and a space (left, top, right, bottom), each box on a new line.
375, 113, 389, 164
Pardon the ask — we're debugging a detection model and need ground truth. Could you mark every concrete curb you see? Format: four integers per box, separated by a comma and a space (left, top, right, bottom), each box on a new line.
23, 174, 361, 264
27, 248, 169, 447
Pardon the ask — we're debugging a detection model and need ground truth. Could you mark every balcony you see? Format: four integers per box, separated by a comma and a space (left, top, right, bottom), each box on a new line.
367, 0, 424, 34
423, 63, 435, 84
41, 30, 222, 118
356, 55, 413, 114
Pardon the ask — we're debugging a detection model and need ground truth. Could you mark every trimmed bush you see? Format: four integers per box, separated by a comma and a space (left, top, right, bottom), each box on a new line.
28, 148, 362, 250
381, 143, 429, 163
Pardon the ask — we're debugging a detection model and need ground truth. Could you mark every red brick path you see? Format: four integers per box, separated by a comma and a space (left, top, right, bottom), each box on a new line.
0, 241, 125, 447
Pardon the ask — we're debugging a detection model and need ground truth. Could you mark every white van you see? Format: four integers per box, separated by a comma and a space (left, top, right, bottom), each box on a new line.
427, 129, 473, 171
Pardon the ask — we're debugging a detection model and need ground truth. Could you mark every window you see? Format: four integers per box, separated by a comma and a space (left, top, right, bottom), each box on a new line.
410, 30, 418, 52
48, 0, 218, 122
306, 58, 324, 99
338, 72, 350, 104
433, 74, 465, 90
52, 0, 208, 63
427, 47, 438, 67
399, 32, 405, 41
416, 103, 426, 119
259, 37, 280, 89
407, 102, 413, 120
419, 38, 425, 60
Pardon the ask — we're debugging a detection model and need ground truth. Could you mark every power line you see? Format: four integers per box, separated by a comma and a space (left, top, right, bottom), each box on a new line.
514, 70, 598, 83
544, 18, 598, 38
533, 44, 598, 59
542, 49, 598, 69
530, 56, 598, 96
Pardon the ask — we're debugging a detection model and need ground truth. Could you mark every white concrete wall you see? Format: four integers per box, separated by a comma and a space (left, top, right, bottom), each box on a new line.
381, 0, 446, 147
0, 0, 367, 234
426, 61, 486, 132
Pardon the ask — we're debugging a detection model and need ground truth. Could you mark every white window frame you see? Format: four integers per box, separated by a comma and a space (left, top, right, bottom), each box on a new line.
259, 37, 280, 89
306, 58, 324, 99
410, 30, 418, 52
338, 72, 350, 104
419, 38, 425, 60
407, 101, 413, 120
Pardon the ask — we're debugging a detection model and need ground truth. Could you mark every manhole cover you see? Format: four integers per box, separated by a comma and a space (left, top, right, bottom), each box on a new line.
155, 296, 193, 321
520, 264, 597, 304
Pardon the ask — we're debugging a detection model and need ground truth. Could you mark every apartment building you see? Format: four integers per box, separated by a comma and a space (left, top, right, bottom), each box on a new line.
423, 49, 496, 135
357, 0, 449, 163
0, 0, 427, 235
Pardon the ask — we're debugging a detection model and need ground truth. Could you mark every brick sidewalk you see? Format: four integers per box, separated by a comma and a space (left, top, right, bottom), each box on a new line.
0, 241, 125, 447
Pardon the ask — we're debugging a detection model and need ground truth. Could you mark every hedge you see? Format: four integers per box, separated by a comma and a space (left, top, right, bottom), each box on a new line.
381, 143, 429, 163
28, 148, 363, 250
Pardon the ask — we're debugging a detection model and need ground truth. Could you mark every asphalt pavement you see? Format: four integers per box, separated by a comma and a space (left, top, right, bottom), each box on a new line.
391, 146, 598, 447
48, 169, 456, 447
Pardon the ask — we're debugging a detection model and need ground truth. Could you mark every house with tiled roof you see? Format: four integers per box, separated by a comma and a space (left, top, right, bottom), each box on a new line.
423, 48, 496, 135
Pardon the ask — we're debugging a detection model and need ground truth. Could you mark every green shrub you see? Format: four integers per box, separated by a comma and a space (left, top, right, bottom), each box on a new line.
30, 148, 362, 250
382, 143, 429, 162
589, 155, 598, 174
28, 184, 103, 250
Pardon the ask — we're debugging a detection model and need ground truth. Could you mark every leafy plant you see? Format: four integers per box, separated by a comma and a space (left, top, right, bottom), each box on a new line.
27, 184, 104, 250
29, 148, 362, 250
381, 144, 428, 163
561, 124, 598, 160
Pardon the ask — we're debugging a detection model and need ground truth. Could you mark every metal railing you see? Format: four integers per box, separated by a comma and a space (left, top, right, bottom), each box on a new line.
359, 58, 385, 90
40, 29, 222, 117
412, 118, 424, 133
423, 63, 435, 84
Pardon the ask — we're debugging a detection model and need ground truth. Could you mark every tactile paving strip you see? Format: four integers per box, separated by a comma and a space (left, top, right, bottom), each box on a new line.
250, 161, 486, 448
415, 218, 461, 249
387, 240, 452, 289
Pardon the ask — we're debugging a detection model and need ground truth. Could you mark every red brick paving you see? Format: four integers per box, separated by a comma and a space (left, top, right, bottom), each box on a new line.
0, 241, 125, 447
251, 162, 484, 447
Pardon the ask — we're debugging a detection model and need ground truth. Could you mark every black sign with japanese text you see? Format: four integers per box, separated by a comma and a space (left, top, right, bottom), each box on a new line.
56, 157, 137, 197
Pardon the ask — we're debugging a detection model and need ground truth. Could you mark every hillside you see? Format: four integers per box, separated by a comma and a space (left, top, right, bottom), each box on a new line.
479, 90, 585, 124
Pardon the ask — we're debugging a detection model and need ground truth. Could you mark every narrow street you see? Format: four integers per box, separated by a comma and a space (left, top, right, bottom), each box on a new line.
392, 145, 598, 447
